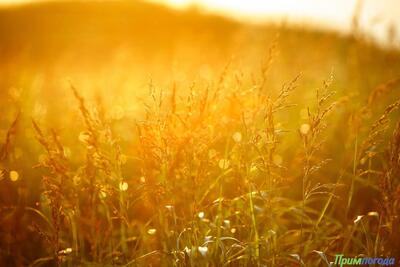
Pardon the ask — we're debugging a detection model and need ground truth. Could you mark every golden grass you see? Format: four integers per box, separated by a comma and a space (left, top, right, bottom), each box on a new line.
0, 1, 400, 266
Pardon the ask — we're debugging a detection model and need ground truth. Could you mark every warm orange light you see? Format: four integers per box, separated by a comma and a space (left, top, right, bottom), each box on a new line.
150, 0, 357, 31
155, 0, 355, 18
0, 0, 31, 4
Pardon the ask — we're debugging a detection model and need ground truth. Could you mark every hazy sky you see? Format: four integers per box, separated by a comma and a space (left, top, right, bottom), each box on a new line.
0, 0, 399, 45
154, 0, 400, 45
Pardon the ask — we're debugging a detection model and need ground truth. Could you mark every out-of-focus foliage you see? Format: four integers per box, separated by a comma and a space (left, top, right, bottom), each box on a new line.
0, 1, 399, 266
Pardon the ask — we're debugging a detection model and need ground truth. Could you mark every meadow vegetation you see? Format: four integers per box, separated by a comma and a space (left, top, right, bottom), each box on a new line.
0, 1, 400, 266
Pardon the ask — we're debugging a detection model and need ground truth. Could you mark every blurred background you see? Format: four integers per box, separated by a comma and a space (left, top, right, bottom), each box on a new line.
154, 0, 400, 45
1, 0, 399, 205
0, 0, 400, 265
1, 1, 399, 184
1, 0, 400, 45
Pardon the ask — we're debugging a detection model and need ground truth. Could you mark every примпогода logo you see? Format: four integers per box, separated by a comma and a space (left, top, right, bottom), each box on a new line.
333, 254, 396, 267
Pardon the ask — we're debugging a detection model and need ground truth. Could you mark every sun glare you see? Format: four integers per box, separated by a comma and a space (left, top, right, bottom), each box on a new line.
155, 0, 356, 28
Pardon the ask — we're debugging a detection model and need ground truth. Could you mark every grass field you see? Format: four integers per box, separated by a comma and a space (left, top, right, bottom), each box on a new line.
0, 1, 400, 266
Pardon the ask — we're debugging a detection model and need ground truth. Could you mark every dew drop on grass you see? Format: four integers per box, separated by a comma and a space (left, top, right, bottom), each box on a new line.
232, 131, 242, 143
198, 211, 205, 219
184, 246, 191, 255
147, 228, 156, 235
99, 190, 107, 199
204, 236, 213, 242
119, 181, 128, 191
367, 211, 379, 217
198, 246, 208, 257
10, 170, 19, 182
354, 215, 363, 224
58, 247, 73, 255
223, 219, 231, 228
300, 123, 311, 135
